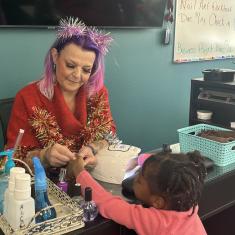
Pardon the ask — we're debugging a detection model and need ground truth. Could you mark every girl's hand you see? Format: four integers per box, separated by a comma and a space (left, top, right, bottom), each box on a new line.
66, 155, 85, 178
78, 145, 97, 169
44, 143, 76, 167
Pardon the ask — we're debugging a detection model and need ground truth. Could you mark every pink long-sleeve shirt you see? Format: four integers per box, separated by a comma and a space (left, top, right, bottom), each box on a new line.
77, 170, 207, 235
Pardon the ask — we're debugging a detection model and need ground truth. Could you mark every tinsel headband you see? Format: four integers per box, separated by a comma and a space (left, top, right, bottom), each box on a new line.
57, 17, 113, 55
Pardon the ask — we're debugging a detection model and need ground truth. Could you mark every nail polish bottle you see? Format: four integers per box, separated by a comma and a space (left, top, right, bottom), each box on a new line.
57, 168, 68, 193
82, 187, 98, 222
72, 183, 84, 206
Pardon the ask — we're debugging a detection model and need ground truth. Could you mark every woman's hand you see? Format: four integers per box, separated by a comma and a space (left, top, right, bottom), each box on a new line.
66, 155, 85, 178
78, 145, 97, 169
43, 143, 76, 167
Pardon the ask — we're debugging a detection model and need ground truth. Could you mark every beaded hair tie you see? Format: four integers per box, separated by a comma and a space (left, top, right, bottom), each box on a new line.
57, 17, 113, 55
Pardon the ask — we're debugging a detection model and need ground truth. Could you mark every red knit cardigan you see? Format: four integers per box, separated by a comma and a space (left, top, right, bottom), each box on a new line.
6, 82, 116, 160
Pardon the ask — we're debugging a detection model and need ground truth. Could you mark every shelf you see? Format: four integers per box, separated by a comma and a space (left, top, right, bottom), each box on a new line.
197, 99, 235, 107
190, 78, 235, 130
192, 119, 232, 129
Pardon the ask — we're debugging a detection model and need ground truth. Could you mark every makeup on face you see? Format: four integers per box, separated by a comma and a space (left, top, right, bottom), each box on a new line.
54, 44, 95, 92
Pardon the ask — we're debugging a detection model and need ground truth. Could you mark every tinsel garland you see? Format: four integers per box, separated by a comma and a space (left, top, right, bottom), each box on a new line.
81, 93, 114, 145
29, 106, 79, 151
28, 93, 113, 152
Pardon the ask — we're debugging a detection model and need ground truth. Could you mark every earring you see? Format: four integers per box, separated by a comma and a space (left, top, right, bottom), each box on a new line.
53, 63, 56, 71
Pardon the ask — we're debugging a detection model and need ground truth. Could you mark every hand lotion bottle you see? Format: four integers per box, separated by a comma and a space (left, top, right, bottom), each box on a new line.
8, 173, 35, 230
4, 167, 25, 221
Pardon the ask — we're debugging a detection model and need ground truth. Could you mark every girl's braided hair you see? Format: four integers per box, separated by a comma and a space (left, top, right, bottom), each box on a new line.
142, 150, 207, 214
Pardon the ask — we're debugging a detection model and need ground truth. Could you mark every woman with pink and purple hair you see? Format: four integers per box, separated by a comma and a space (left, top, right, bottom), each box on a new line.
6, 17, 116, 174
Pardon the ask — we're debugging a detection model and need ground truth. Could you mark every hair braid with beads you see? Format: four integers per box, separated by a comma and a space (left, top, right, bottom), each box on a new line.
142, 150, 207, 214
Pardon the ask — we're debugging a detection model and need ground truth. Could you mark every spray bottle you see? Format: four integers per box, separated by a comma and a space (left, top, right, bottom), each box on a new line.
33, 157, 56, 223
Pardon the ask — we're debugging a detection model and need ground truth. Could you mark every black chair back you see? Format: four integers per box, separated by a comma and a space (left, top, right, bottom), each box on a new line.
0, 98, 14, 150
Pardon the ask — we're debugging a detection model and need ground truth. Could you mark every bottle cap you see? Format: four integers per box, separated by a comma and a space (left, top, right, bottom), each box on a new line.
73, 183, 81, 196
14, 173, 31, 200
84, 187, 92, 201
162, 144, 172, 153
15, 173, 31, 191
59, 168, 67, 182
9, 167, 25, 192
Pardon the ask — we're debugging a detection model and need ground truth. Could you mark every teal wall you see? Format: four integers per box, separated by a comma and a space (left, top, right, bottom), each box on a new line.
0, 27, 234, 152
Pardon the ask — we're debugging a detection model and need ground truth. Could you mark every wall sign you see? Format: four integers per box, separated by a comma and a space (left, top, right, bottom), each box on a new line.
174, 0, 235, 63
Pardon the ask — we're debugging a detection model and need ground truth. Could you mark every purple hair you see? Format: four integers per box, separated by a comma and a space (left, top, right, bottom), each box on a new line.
38, 35, 105, 99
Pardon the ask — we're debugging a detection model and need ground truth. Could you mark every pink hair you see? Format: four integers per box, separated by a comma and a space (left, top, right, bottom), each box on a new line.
38, 17, 111, 100
38, 38, 106, 100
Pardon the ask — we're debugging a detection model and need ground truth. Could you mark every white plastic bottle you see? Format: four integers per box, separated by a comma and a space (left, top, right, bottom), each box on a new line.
3, 167, 25, 221
8, 173, 35, 230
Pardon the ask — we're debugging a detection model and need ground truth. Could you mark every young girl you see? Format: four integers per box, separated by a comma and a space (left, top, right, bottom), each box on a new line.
67, 151, 207, 235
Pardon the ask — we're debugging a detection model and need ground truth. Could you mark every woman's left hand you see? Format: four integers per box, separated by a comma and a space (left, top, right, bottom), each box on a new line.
78, 145, 97, 168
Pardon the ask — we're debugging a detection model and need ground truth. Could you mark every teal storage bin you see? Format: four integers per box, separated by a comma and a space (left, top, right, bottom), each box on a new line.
177, 124, 235, 166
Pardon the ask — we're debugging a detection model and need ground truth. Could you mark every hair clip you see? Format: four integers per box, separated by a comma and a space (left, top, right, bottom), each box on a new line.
57, 17, 113, 55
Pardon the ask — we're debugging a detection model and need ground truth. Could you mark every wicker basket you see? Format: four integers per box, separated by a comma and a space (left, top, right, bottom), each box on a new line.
178, 124, 235, 166
0, 178, 84, 235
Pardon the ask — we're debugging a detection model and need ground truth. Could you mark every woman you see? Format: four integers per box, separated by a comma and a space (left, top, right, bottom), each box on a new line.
6, 17, 116, 172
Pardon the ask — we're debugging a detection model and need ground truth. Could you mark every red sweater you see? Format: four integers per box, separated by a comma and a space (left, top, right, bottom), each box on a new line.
7, 82, 115, 158
77, 170, 207, 235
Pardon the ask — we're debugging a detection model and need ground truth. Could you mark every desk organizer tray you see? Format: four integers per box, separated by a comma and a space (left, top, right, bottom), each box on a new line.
178, 124, 235, 166
0, 178, 84, 235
